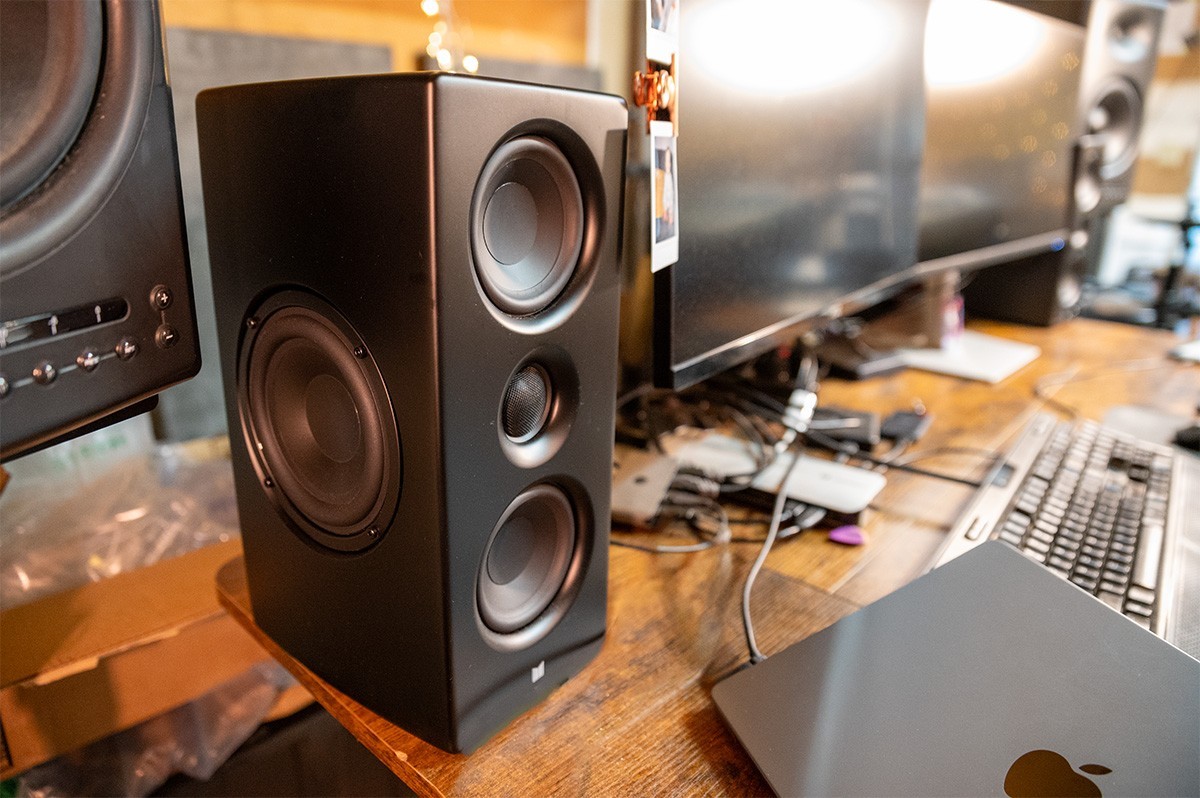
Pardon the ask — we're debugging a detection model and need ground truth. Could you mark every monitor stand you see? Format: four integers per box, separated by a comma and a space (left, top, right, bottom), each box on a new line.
815, 271, 961, 380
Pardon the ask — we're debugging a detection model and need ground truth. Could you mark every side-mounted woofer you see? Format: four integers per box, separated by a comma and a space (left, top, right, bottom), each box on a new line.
239, 291, 400, 552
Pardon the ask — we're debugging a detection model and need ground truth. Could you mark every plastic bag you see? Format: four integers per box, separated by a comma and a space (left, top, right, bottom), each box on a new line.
0, 421, 239, 609
17, 663, 293, 798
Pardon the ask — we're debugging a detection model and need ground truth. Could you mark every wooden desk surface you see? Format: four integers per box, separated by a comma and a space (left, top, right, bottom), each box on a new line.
217, 318, 1197, 796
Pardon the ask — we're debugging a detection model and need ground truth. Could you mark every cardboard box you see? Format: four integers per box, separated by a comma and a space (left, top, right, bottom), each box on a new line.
0, 539, 269, 778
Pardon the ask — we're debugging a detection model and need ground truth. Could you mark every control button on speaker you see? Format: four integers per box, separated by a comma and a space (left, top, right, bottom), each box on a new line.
32, 361, 57, 385
150, 284, 173, 310
472, 136, 584, 316
115, 337, 138, 360
0, 374, 10, 398
478, 484, 576, 635
155, 323, 179, 349
76, 350, 101, 371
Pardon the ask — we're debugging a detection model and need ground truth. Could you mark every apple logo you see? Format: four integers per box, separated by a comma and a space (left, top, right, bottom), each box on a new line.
1004, 749, 1112, 797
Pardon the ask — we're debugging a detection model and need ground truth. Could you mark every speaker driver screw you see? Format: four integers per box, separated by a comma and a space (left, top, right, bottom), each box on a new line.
263, 476, 274, 488
246, 317, 260, 330
367, 526, 380, 539
353, 346, 367, 359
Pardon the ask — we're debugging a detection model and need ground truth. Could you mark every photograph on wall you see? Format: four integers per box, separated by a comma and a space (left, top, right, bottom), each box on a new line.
650, 120, 679, 272
646, 0, 680, 65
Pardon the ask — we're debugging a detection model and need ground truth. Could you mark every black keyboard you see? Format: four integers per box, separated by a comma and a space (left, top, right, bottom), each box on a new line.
992, 419, 1172, 628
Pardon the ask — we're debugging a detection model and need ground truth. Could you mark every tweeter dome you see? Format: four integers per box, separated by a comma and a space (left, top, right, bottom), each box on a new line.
197, 73, 626, 753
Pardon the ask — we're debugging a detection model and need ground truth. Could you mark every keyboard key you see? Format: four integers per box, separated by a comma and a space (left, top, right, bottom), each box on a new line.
1098, 580, 1126, 595
1105, 561, 1132, 578
1025, 538, 1050, 555
998, 524, 1024, 546
1050, 545, 1077, 562
1022, 547, 1047, 564
1048, 554, 1074, 571
1070, 574, 1099, 592
1124, 600, 1153, 619
1133, 522, 1164, 590
1008, 510, 1032, 529
1030, 527, 1055, 546
1127, 585, 1156, 607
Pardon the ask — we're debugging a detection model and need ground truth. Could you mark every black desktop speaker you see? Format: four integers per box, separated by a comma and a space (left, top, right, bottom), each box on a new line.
0, 0, 200, 459
196, 73, 627, 753
1077, 0, 1166, 213
962, 140, 1103, 326
965, 0, 1165, 326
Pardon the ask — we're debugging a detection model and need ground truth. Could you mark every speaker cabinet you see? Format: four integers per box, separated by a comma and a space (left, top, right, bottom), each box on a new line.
0, 0, 200, 459
962, 140, 1102, 326
966, 0, 1165, 326
196, 73, 627, 753
1077, 0, 1166, 213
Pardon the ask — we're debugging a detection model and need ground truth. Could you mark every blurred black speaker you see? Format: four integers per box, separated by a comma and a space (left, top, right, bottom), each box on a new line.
963, 140, 1102, 326
1077, 0, 1166, 213
966, 0, 1165, 326
197, 73, 626, 753
0, 0, 200, 459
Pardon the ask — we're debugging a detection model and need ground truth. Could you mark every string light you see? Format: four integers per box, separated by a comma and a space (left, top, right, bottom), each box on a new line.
419, 0, 479, 75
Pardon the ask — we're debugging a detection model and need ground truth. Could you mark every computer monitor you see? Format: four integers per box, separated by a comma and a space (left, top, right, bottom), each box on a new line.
620, 0, 930, 389
914, 0, 1086, 274
618, 0, 1085, 391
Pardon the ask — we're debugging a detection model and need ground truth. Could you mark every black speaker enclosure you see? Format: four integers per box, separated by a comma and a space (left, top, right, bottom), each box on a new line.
1077, 0, 1165, 212
197, 73, 626, 754
0, 0, 200, 460
965, 1, 1165, 327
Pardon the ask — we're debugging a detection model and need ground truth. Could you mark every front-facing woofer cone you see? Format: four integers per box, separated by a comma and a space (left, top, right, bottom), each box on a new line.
477, 484, 577, 635
1087, 79, 1142, 179
240, 293, 400, 550
0, 0, 156, 276
471, 136, 584, 316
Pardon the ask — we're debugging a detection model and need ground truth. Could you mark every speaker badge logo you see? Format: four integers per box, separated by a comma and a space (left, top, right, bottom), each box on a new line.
531, 660, 546, 684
